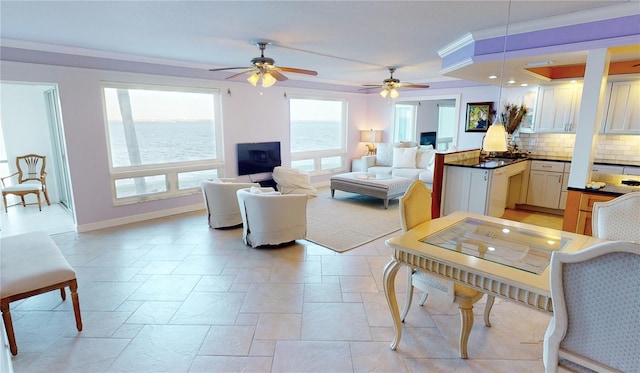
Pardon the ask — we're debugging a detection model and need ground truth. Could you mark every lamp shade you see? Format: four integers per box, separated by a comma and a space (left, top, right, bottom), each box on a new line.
360, 129, 382, 143
261, 72, 276, 87
482, 123, 508, 152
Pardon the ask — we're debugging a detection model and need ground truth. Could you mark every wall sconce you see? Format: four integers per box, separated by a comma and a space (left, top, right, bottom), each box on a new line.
360, 129, 382, 155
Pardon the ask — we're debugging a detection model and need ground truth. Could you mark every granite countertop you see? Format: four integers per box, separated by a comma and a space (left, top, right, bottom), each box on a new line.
568, 184, 640, 196
445, 157, 528, 170
527, 154, 640, 168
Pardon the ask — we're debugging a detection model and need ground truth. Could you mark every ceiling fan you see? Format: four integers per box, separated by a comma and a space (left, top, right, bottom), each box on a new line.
362, 67, 430, 98
209, 41, 318, 87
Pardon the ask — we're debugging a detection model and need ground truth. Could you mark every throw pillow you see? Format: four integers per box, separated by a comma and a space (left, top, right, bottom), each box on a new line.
375, 143, 393, 166
417, 148, 436, 169
392, 146, 418, 168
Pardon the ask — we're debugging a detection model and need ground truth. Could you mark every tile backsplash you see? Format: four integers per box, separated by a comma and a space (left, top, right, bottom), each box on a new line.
516, 133, 640, 164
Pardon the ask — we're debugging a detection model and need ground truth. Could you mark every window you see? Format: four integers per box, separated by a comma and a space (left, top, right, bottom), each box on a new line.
289, 97, 347, 174
102, 83, 222, 204
394, 103, 417, 142
437, 104, 455, 150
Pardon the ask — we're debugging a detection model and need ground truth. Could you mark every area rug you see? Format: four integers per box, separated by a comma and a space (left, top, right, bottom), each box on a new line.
305, 186, 401, 252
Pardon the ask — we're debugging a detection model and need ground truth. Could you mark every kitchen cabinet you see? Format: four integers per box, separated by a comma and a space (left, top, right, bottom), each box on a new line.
526, 161, 565, 209
534, 83, 583, 132
603, 80, 640, 134
563, 191, 616, 235
443, 160, 527, 217
623, 166, 640, 176
559, 163, 571, 209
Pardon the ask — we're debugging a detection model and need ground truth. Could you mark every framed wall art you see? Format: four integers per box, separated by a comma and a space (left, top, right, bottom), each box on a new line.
465, 102, 493, 132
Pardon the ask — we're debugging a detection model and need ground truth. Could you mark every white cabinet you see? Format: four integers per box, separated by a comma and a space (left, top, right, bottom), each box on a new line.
623, 166, 640, 176
526, 161, 565, 209
443, 161, 527, 217
603, 81, 640, 134
534, 83, 583, 132
444, 167, 489, 216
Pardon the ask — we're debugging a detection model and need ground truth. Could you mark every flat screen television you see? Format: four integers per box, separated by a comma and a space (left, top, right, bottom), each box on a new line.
237, 141, 282, 176
420, 131, 437, 147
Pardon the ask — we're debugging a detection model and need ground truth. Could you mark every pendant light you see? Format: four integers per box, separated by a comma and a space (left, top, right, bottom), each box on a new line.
482, 1, 512, 155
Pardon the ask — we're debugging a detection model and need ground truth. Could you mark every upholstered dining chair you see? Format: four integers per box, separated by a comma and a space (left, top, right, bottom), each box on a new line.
236, 187, 307, 248
399, 180, 494, 359
201, 178, 260, 228
592, 191, 640, 242
543, 240, 640, 373
1, 154, 51, 213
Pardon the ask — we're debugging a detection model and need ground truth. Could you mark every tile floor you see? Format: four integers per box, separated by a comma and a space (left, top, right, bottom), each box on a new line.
3, 207, 561, 372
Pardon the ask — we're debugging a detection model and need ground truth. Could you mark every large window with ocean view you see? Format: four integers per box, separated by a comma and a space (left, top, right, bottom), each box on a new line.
102, 83, 222, 204
289, 97, 347, 174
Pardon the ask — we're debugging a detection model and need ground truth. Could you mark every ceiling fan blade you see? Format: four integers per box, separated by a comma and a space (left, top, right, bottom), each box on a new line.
270, 70, 288, 81
362, 84, 383, 87
401, 84, 430, 89
278, 66, 318, 76
208, 66, 251, 72
225, 69, 255, 80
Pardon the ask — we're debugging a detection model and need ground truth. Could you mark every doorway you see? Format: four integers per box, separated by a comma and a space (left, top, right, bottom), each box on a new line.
0, 82, 75, 236
394, 94, 461, 150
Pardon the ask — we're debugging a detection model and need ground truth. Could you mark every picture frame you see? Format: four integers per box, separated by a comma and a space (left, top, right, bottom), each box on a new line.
465, 102, 494, 132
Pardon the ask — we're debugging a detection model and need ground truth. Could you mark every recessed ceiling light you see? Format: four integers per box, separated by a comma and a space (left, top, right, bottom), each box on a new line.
525, 60, 554, 67
488, 75, 498, 79
520, 83, 528, 87
508, 79, 516, 84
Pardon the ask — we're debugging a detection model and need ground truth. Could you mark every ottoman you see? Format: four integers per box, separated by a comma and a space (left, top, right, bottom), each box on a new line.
1, 231, 83, 355
330, 172, 413, 209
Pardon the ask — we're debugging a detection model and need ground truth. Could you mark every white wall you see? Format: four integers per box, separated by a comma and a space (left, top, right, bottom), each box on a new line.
0, 83, 59, 203
0, 61, 369, 229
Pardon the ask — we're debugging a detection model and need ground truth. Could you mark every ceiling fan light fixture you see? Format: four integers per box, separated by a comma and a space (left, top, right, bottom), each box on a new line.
389, 88, 399, 99
247, 72, 260, 86
379, 88, 389, 98
261, 72, 277, 87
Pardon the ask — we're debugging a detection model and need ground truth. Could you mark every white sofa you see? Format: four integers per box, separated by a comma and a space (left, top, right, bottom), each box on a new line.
357, 142, 437, 187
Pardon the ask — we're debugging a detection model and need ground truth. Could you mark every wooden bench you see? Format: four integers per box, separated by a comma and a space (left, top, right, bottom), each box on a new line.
0, 231, 82, 355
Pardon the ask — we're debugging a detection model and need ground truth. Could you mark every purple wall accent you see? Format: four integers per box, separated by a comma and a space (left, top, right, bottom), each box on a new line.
476, 14, 640, 55
442, 14, 640, 69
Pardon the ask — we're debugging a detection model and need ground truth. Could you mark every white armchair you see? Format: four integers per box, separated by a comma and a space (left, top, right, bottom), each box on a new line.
201, 179, 259, 228
236, 187, 308, 248
272, 166, 318, 197
543, 240, 640, 373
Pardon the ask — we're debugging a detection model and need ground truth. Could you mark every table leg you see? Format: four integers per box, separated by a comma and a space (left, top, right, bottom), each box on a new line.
383, 257, 402, 350
458, 301, 475, 359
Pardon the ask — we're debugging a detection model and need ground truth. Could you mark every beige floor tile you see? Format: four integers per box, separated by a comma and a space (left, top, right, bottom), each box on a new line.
271, 341, 353, 373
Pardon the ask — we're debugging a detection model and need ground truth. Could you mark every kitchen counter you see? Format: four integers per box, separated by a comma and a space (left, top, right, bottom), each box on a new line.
445, 157, 528, 169
568, 184, 640, 197
527, 154, 640, 168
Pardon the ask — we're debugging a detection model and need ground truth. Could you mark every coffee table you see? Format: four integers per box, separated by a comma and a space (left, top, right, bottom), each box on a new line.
330, 172, 413, 209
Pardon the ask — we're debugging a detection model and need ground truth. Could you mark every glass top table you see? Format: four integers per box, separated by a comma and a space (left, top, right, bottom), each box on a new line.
420, 217, 572, 274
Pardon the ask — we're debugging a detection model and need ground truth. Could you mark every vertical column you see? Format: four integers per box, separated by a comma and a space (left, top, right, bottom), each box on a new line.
567, 49, 610, 189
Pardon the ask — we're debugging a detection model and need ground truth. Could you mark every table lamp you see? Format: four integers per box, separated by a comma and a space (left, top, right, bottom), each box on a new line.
360, 129, 382, 155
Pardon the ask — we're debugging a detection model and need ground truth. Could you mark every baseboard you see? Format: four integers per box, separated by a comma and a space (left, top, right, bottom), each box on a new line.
77, 203, 205, 233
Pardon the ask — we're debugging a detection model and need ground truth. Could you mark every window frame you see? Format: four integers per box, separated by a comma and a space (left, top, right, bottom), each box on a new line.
289, 95, 348, 175
101, 82, 224, 205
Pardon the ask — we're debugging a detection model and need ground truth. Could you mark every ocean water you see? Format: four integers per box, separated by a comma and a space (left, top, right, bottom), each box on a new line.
108, 121, 216, 167
109, 120, 343, 167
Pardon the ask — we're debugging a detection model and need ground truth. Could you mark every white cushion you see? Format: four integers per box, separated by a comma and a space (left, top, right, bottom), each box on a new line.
392, 147, 417, 168
375, 143, 393, 166
416, 148, 436, 170
272, 166, 317, 197
2, 184, 40, 192
392, 168, 421, 179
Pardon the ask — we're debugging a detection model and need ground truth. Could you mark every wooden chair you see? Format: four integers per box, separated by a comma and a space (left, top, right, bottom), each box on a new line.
543, 241, 640, 373
592, 191, 640, 242
1, 154, 51, 212
399, 180, 494, 359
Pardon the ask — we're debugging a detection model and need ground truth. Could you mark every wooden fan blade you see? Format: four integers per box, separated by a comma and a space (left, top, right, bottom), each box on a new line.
278, 66, 318, 76
225, 69, 255, 80
208, 66, 251, 72
362, 84, 383, 87
270, 70, 288, 81
401, 84, 430, 89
